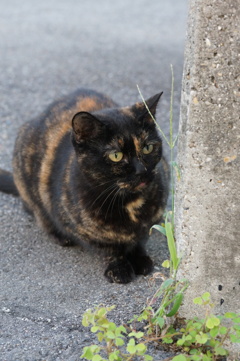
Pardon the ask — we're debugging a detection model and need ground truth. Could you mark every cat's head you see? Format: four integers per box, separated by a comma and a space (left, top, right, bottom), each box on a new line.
71, 92, 163, 193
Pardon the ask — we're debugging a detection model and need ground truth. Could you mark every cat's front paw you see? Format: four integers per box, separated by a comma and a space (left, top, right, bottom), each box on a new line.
128, 254, 153, 276
104, 258, 135, 284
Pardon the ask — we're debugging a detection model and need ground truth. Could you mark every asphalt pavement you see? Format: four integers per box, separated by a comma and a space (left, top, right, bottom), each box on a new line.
0, 1, 188, 360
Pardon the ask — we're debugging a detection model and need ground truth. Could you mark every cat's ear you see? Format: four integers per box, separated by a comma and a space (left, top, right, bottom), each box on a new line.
135, 92, 163, 125
72, 111, 104, 144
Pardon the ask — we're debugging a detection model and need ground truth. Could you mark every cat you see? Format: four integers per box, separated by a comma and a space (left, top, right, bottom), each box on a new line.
0, 88, 169, 283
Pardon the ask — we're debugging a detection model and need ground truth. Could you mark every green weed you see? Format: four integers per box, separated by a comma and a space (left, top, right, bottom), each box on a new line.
81, 295, 240, 361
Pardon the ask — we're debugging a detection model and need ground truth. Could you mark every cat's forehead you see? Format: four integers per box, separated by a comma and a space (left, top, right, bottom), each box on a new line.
94, 107, 156, 150
97, 107, 148, 136
109, 131, 149, 152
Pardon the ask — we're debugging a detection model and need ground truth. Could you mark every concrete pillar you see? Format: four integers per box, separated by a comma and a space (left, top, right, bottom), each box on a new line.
175, 0, 240, 334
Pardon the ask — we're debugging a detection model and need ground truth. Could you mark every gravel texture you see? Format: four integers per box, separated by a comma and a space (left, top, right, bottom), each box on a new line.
0, 1, 188, 360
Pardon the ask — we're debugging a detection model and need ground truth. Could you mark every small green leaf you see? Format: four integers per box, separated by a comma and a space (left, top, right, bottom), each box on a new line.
219, 326, 227, 335
162, 337, 173, 344
191, 320, 204, 330
128, 338, 135, 346
127, 345, 136, 354
136, 343, 147, 353
97, 308, 107, 317
99, 321, 110, 329
193, 297, 203, 305
137, 312, 148, 321
106, 330, 115, 339
151, 224, 166, 236
206, 316, 220, 329
230, 334, 240, 343
225, 312, 236, 319
97, 332, 104, 342
144, 355, 153, 361
92, 355, 103, 361
215, 346, 228, 356
171, 355, 188, 361
177, 339, 185, 346
162, 259, 170, 268
108, 322, 117, 331
195, 332, 209, 344
117, 325, 126, 334
81, 347, 92, 360
128, 331, 144, 339
191, 356, 202, 361
202, 355, 212, 361
115, 337, 124, 346
210, 327, 219, 338
81, 346, 100, 360
160, 278, 174, 291
91, 326, 99, 333
202, 292, 210, 301
109, 351, 120, 361
189, 349, 199, 355
177, 335, 192, 347
82, 314, 90, 327
156, 316, 165, 329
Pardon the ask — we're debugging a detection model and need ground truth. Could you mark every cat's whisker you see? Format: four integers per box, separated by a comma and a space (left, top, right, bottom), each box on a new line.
105, 187, 122, 220
91, 179, 115, 189
119, 189, 127, 221
97, 184, 120, 216
88, 183, 117, 209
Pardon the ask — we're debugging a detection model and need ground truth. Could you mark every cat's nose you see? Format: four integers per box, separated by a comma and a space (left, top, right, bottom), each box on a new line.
132, 158, 146, 175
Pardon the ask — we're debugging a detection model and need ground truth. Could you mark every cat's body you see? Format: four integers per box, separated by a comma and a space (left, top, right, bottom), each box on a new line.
0, 89, 169, 283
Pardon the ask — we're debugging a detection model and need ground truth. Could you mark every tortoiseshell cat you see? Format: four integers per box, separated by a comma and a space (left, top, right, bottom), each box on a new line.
0, 89, 169, 283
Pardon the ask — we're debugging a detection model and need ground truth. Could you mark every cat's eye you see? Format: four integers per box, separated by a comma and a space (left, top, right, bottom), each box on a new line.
143, 144, 154, 155
108, 151, 124, 162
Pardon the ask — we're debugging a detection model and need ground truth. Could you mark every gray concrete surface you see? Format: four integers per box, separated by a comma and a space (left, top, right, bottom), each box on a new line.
0, 0, 188, 360
175, 0, 240, 356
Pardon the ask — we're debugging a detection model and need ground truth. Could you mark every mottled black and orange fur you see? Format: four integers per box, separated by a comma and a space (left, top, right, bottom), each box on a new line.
0, 89, 169, 283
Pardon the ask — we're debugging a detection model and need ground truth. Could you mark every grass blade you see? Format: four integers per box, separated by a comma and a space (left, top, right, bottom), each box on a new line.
166, 293, 184, 317
165, 222, 178, 271
150, 224, 166, 236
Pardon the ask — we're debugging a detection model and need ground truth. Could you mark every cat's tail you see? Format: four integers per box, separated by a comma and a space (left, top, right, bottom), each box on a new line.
0, 169, 19, 196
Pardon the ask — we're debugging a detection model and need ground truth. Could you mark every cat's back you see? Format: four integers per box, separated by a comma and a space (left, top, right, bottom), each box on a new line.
13, 88, 117, 160
24, 88, 117, 131
42, 88, 117, 126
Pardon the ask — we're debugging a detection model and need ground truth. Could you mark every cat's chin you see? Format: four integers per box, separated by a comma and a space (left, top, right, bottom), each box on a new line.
132, 176, 154, 192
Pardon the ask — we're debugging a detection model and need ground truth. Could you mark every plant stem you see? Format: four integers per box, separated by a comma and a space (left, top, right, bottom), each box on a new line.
137, 65, 176, 228
136, 84, 170, 147
169, 64, 175, 227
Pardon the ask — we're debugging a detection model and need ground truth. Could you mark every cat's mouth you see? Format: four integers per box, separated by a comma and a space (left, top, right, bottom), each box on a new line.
135, 181, 147, 190
118, 177, 151, 192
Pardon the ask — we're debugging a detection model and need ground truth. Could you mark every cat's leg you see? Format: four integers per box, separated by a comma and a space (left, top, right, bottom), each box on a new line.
22, 200, 34, 216
126, 243, 153, 276
104, 244, 135, 284
50, 228, 76, 247
31, 207, 76, 247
